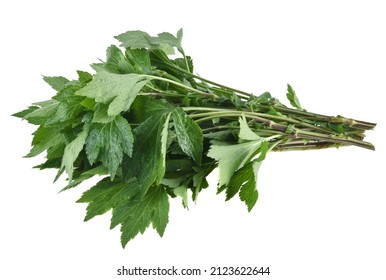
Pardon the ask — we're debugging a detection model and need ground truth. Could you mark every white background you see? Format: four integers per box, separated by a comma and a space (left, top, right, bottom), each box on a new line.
1, 0, 385, 279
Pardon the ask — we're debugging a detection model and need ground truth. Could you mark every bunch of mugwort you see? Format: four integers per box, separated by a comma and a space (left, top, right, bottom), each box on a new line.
14, 29, 376, 247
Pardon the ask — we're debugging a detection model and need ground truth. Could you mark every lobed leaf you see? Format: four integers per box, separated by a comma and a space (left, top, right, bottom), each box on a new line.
77, 178, 137, 221
286, 84, 302, 110
111, 185, 169, 248
123, 114, 170, 195
76, 71, 150, 116
85, 116, 133, 179
62, 129, 88, 181
43, 76, 70, 91
172, 107, 203, 165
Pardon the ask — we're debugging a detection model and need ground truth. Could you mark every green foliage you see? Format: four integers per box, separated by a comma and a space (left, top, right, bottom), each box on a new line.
85, 116, 133, 179
13, 29, 376, 247
286, 84, 302, 110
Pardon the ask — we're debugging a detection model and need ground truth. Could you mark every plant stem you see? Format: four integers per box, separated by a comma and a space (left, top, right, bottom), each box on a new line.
145, 75, 218, 99
164, 63, 254, 98
256, 104, 376, 130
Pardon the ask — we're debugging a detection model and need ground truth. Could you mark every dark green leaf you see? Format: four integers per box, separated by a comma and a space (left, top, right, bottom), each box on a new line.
46, 85, 85, 125
61, 165, 108, 192
123, 113, 170, 195
225, 141, 269, 211
85, 116, 133, 179
26, 126, 66, 157
111, 185, 169, 247
105, 45, 134, 74
172, 107, 203, 164
226, 160, 258, 211
125, 49, 152, 74
131, 95, 173, 122
77, 178, 137, 221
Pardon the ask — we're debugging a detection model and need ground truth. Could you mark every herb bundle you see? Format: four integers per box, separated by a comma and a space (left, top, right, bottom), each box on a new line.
14, 29, 376, 247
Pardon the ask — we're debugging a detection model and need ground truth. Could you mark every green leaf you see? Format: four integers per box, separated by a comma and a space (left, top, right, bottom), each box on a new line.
286, 84, 302, 110
131, 95, 173, 122
46, 85, 85, 125
61, 165, 108, 192
192, 165, 211, 201
92, 103, 115, 123
12, 106, 40, 123
105, 45, 134, 74
132, 98, 202, 165
76, 71, 150, 116
61, 129, 88, 181
125, 48, 152, 74
123, 114, 170, 195
43, 76, 70, 91
26, 126, 66, 157
172, 107, 203, 164
115, 30, 153, 49
111, 185, 169, 247
225, 141, 269, 211
225, 160, 260, 211
238, 115, 262, 142
23, 100, 59, 125
115, 29, 182, 55
85, 116, 133, 179
77, 178, 138, 221
173, 185, 189, 208
238, 161, 261, 211
207, 139, 264, 187
77, 70, 93, 84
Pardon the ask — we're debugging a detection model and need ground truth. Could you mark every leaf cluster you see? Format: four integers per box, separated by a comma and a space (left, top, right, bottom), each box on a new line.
14, 29, 376, 247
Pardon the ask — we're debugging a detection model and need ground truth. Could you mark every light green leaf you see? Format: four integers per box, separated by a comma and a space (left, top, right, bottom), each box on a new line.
62, 129, 88, 181
115, 29, 183, 55
85, 116, 133, 179
160, 113, 172, 181
238, 115, 262, 142
77, 70, 93, 84
43, 76, 70, 91
173, 185, 189, 208
172, 107, 203, 164
76, 71, 150, 116
208, 139, 264, 187
286, 84, 302, 110
115, 30, 153, 49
